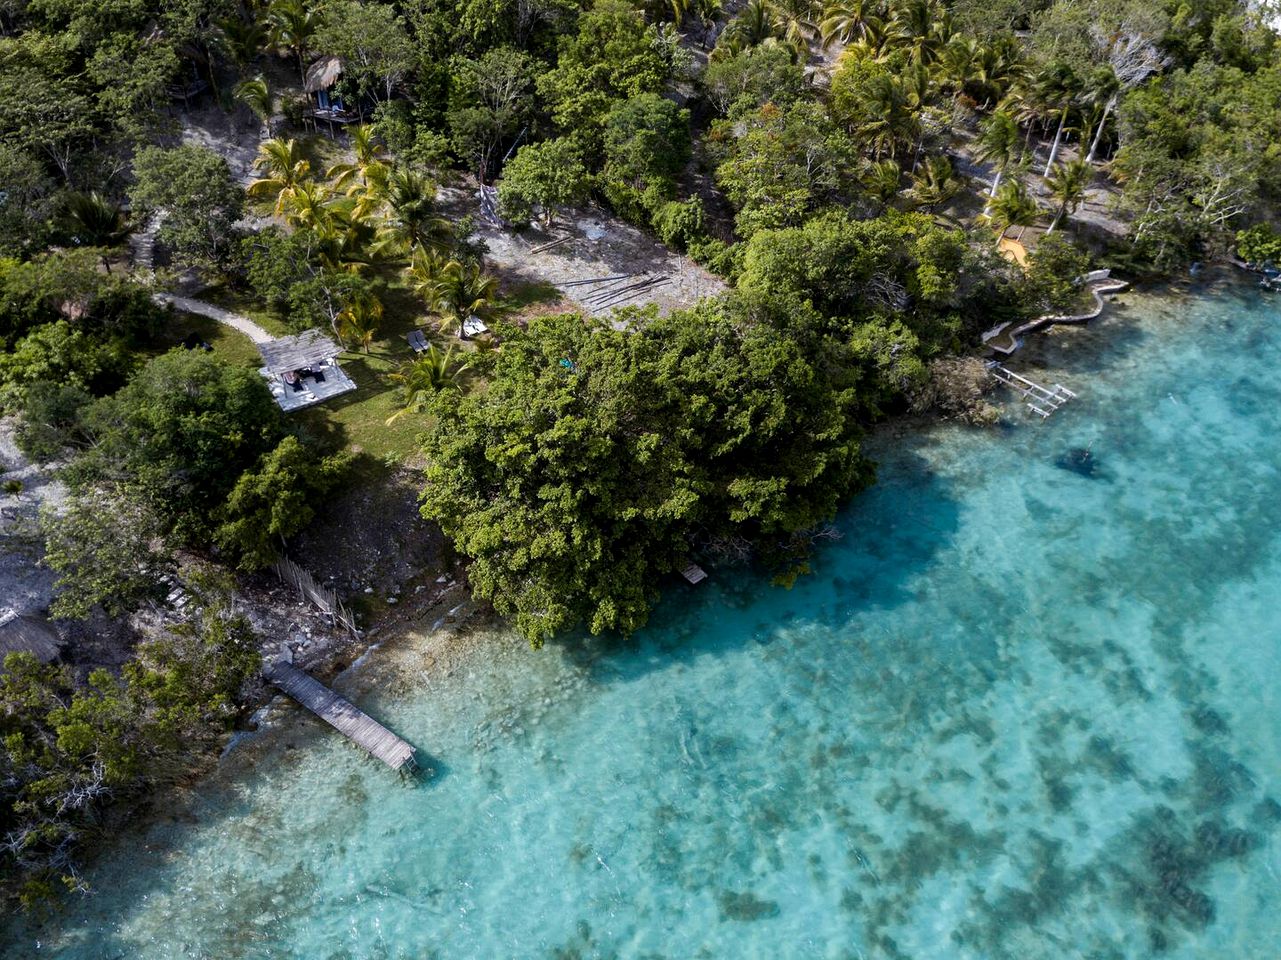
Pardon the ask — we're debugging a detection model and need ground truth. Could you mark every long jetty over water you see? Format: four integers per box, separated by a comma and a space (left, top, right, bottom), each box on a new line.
265, 663, 418, 774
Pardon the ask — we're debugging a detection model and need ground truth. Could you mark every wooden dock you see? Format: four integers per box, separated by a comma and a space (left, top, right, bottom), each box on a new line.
265, 663, 417, 774
986, 361, 1076, 419
680, 563, 708, 584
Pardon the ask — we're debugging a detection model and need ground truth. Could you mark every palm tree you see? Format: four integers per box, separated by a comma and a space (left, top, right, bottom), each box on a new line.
855, 73, 919, 160
233, 76, 274, 136
1045, 158, 1092, 234
282, 180, 332, 230
247, 137, 313, 216
58, 192, 131, 269
982, 178, 1041, 240
935, 36, 980, 101
327, 126, 389, 190
216, 16, 269, 70
431, 261, 498, 340
906, 155, 959, 211
1081, 65, 1121, 164
819, 0, 882, 47
377, 168, 450, 257
770, 0, 821, 48
1033, 63, 1082, 177
713, 0, 804, 61
974, 109, 1021, 217
862, 158, 902, 202
336, 293, 383, 352
385, 346, 468, 423
264, 0, 321, 83
970, 36, 1024, 108
639, 0, 690, 24
407, 247, 451, 301
310, 203, 385, 272
886, 0, 950, 66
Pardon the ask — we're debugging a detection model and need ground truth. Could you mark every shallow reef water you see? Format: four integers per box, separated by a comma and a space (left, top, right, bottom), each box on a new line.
5, 280, 1280, 959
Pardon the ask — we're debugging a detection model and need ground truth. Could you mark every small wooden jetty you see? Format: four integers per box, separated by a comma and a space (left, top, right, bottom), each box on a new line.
986, 361, 1076, 419
265, 663, 417, 774
681, 563, 708, 584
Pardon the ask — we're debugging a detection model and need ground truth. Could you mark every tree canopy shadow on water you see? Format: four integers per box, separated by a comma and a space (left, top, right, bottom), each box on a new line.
547, 446, 963, 687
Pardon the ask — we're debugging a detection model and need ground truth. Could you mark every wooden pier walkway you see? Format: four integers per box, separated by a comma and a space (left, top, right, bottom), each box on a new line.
986, 361, 1076, 419
265, 663, 417, 773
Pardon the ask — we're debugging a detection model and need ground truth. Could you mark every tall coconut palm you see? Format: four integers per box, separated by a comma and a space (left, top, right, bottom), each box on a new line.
311, 203, 385, 272
216, 16, 269, 70
377, 168, 450, 257
431, 260, 498, 340
1032, 62, 1082, 177
855, 73, 920, 160
247, 137, 313, 216
1045, 158, 1092, 234
336, 292, 383, 352
233, 76, 274, 136
639, 0, 690, 23
974, 109, 1022, 216
839, 16, 892, 61
385, 346, 469, 423
1081, 65, 1121, 164
935, 36, 980, 100
58, 192, 131, 269
982, 178, 1041, 240
862, 158, 902, 202
770, 0, 822, 48
264, 0, 321, 83
906, 155, 959, 211
407, 247, 451, 301
713, 0, 805, 61
819, 0, 882, 48
327, 126, 389, 190
282, 179, 332, 230
886, 0, 950, 65
970, 36, 1025, 108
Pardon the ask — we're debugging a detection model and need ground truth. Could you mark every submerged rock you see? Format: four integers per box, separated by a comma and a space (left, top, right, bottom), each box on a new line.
1056, 447, 1102, 478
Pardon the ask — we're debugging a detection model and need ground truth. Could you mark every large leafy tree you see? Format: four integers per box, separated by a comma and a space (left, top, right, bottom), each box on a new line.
536, 0, 669, 156
600, 92, 690, 217
129, 145, 245, 266
712, 101, 858, 237
446, 46, 542, 179
497, 138, 590, 227
313, 0, 416, 104
704, 43, 808, 117
215, 436, 351, 569
40, 486, 173, 619
0, 143, 55, 256
1, 584, 259, 901
420, 302, 873, 645
68, 350, 285, 541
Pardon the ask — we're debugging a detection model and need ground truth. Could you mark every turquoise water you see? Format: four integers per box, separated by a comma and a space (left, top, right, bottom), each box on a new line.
7, 281, 1281, 959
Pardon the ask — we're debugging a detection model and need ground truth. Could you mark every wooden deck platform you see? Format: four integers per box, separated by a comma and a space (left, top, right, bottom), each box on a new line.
681, 563, 708, 584
265, 663, 417, 773
986, 362, 1076, 419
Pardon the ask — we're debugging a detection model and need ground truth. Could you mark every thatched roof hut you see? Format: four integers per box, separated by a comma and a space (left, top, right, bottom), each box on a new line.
0, 609, 63, 665
304, 55, 344, 94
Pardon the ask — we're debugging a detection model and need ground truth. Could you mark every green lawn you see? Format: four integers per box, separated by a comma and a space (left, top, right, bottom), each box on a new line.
296, 274, 560, 461
173, 273, 561, 462
157, 311, 264, 369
